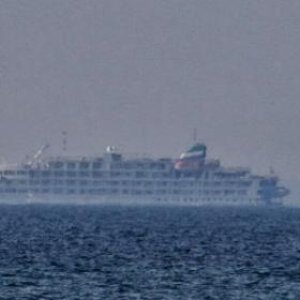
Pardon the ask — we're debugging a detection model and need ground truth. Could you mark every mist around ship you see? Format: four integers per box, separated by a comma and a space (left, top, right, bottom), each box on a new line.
1, 1, 300, 300
0, 0, 300, 206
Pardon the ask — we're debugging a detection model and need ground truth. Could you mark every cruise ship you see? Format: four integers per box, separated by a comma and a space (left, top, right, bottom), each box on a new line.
0, 143, 290, 205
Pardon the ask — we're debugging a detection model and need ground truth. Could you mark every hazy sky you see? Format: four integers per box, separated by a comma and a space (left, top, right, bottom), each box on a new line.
0, 1, 300, 200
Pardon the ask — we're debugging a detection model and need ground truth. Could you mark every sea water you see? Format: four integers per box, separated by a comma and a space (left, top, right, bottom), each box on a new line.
0, 204, 299, 299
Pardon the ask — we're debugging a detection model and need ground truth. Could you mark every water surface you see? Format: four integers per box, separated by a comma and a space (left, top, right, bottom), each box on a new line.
0, 204, 299, 299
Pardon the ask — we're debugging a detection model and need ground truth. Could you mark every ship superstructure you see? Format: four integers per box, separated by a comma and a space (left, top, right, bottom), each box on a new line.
0, 144, 289, 205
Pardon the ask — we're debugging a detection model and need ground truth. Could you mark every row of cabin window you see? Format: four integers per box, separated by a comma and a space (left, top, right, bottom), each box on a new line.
156, 197, 250, 202
48, 161, 168, 170
0, 186, 247, 197
6, 168, 174, 176
1, 168, 251, 183
0, 188, 159, 195
30, 171, 103, 177
28, 171, 172, 178
0, 188, 163, 195
215, 172, 248, 178
1, 177, 251, 191
2, 178, 206, 187
48, 161, 102, 169
2, 169, 253, 188
110, 162, 168, 170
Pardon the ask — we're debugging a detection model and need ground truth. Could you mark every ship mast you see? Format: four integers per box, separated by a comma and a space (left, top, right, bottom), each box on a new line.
62, 131, 68, 153
193, 128, 198, 143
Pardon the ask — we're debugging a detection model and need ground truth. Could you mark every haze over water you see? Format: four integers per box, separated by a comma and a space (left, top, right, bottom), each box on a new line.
0, 204, 300, 299
0, 0, 299, 297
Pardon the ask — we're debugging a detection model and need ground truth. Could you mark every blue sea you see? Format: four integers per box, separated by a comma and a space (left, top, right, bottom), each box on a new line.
0, 204, 300, 300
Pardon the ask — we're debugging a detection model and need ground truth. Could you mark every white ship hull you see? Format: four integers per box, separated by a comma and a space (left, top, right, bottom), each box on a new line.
0, 143, 289, 205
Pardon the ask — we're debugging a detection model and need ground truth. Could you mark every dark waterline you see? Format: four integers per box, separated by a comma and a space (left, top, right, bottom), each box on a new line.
0, 204, 300, 299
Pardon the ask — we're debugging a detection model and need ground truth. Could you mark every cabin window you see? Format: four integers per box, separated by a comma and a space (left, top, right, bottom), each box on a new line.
29, 180, 39, 185
67, 171, 76, 177
53, 162, 63, 169
17, 180, 26, 185
238, 190, 247, 195
66, 180, 75, 186
17, 170, 26, 175
79, 162, 89, 169
92, 171, 102, 178
224, 190, 235, 195
67, 162, 76, 169
111, 172, 121, 177
135, 171, 146, 178
92, 162, 102, 169
79, 171, 89, 177
158, 163, 165, 170
42, 171, 51, 177
51, 179, 61, 185
4, 170, 15, 175
54, 171, 64, 177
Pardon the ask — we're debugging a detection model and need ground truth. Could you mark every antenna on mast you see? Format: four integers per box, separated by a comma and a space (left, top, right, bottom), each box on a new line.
193, 128, 197, 143
62, 131, 67, 153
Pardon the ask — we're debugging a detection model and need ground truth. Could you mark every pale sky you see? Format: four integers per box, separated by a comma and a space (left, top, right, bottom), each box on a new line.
0, 1, 300, 202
